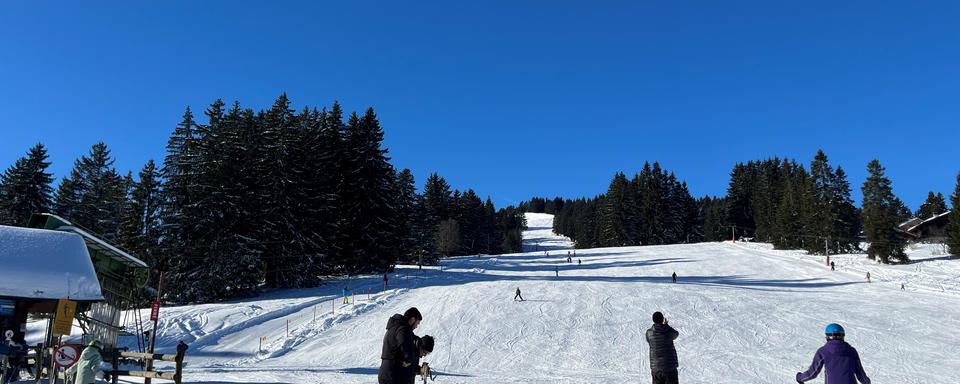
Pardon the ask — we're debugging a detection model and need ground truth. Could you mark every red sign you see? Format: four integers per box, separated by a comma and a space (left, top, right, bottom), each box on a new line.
150, 300, 161, 321
54, 345, 80, 368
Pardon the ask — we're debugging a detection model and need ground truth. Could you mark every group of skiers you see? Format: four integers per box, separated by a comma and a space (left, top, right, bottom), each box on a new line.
378, 307, 435, 384
643, 311, 870, 384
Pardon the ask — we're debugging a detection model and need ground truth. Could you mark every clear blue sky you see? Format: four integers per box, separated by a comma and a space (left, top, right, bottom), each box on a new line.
2, 1, 958, 210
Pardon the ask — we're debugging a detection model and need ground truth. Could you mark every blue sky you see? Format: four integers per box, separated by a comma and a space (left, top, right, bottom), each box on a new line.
1, 1, 958, 209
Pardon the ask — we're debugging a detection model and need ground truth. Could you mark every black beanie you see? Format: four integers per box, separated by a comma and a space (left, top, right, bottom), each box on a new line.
420, 335, 435, 352
652, 311, 664, 324
404, 307, 423, 321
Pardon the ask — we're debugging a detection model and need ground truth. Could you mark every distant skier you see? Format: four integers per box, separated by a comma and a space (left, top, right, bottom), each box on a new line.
645, 311, 680, 384
830, 261, 835, 271
866, 272, 871, 283
384, 273, 389, 290
555, 266, 559, 277
342, 287, 350, 304
671, 272, 677, 283
578, 258, 581, 265
379, 307, 423, 384
514, 287, 524, 301
65, 339, 104, 384
796, 323, 871, 384
900, 283, 905, 291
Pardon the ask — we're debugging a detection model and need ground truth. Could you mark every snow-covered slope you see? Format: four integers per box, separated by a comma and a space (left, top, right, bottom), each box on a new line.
34, 213, 960, 383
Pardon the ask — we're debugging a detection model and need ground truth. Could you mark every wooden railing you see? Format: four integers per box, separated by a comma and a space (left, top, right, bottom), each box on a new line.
105, 342, 187, 384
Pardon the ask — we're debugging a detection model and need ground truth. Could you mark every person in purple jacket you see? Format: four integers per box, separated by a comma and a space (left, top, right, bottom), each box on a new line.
796, 323, 871, 384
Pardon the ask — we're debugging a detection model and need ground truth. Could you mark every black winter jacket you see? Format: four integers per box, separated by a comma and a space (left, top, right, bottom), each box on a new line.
645, 323, 680, 372
378, 314, 417, 384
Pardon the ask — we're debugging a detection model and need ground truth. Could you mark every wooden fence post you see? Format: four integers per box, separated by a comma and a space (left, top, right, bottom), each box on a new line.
111, 349, 119, 384
174, 349, 185, 384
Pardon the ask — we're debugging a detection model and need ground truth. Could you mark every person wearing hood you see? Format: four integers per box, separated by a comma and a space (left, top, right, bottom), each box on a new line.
796, 323, 871, 384
66, 339, 104, 384
379, 307, 423, 384
645, 311, 680, 384
404, 334, 435, 384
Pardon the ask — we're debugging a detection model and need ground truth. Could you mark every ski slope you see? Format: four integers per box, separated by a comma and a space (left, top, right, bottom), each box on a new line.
32, 213, 960, 383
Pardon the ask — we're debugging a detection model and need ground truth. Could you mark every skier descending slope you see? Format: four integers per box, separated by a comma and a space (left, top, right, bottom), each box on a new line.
796, 323, 871, 384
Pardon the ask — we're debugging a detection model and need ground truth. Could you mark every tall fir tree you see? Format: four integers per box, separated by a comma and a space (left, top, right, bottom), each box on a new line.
422, 173, 452, 222
0, 144, 54, 226
948, 173, 960, 256
337, 108, 400, 272
53, 142, 126, 240
861, 159, 907, 263
806, 150, 837, 253
598, 172, 636, 247
395, 169, 419, 262
831, 167, 861, 253
916, 191, 948, 219
118, 160, 162, 273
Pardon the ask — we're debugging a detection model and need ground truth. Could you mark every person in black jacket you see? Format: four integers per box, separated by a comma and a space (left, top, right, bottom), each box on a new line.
645, 311, 680, 384
379, 307, 423, 384
404, 334, 435, 384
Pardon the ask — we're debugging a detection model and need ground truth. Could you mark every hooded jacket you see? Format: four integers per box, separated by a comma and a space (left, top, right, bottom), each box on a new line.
378, 314, 417, 384
797, 340, 870, 384
645, 323, 679, 372
65, 346, 103, 384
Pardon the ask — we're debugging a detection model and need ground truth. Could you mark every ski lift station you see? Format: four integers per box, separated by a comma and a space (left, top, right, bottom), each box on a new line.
1, 213, 148, 355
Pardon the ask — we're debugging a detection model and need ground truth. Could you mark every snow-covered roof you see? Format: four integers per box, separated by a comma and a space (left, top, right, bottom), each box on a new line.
898, 217, 923, 229
0, 225, 104, 301
907, 211, 952, 233
29, 213, 148, 269
58, 225, 148, 268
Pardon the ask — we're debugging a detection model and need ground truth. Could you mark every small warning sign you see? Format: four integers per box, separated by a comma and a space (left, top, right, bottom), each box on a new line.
54, 345, 80, 368
53, 299, 76, 336
150, 300, 161, 321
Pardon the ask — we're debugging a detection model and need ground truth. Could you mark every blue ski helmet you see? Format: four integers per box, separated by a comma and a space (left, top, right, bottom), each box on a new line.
825, 323, 845, 338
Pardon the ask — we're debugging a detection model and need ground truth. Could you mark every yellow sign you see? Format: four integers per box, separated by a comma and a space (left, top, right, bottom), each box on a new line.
53, 299, 76, 335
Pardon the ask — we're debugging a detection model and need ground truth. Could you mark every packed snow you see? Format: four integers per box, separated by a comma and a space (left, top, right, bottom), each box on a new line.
25, 213, 960, 383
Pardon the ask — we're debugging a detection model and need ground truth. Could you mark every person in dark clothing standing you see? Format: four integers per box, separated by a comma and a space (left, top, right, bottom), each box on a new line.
404, 334, 435, 384
796, 323, 871, 384
514, 287, 524, 301
379, 307, 423, 384
671, 272, 677, 283
645, 311, 679, 384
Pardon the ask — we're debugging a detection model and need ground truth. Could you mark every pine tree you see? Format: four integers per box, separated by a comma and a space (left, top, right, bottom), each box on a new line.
118, 160, 162, 270
413, 193, 439, 263
52, 142, 126, 239
160, 107, 199, 291
726, 162, 755, 238
456, 189, 485, 255
395, 169, 419, 262
598, 172, 636, 247
337, 108, 400, 272
948, 172, 960, 256
806, 150, 837, 253
422, 173, 452, 222
861, 159, 907, 263
0, 144, 54, 226
831, 167, 861, 253
916, 191, 948, 219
